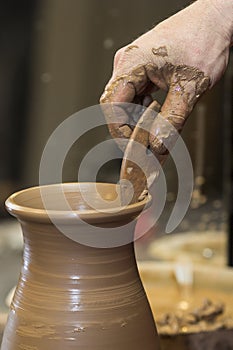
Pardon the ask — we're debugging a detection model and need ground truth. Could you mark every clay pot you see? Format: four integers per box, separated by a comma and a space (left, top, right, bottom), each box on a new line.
2, 183, 159, 350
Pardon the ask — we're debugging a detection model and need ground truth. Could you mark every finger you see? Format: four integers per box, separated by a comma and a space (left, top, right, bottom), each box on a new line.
149, 68, 210, 155
100, 75, 135, 149
100, 65, 152, 149
120, 100, 161, 205
100, 65, 151, 104
100, 76, 135, 104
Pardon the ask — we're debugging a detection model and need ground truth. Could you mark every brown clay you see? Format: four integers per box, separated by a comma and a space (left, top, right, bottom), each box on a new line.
2, 183, 160, 350
101, 58, 209, 204
125, 45, 139, 52
139, 262, 233, 349
100, 58, 210, 156
120, 100, 162, 204
151, 46, 168, 57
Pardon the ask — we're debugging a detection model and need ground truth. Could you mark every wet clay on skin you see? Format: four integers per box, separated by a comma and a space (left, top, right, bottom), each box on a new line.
101, 45, 210, 203
2, 183, 160, 350
120, 100, 164, 204
100, 45, 210, 156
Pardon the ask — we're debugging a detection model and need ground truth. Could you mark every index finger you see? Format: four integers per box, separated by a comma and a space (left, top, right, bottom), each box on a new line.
100, 66, 153, 151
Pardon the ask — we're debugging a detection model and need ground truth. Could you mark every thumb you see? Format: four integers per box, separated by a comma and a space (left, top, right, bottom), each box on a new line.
149, 67, 210, 155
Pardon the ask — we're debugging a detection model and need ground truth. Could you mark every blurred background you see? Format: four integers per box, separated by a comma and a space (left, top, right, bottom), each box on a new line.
0, 0, 232, 328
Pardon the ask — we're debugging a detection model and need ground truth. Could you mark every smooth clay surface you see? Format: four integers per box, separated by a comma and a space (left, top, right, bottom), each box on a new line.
2, 183, 159, 350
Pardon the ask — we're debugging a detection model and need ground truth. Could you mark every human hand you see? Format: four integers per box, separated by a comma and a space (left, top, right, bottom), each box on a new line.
100, 0, 233, 155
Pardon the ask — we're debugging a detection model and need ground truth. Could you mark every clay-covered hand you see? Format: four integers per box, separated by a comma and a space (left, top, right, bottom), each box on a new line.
100, 0, 233, 154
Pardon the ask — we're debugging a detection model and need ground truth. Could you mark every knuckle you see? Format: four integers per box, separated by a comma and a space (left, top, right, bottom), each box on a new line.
114, 48, 125, 67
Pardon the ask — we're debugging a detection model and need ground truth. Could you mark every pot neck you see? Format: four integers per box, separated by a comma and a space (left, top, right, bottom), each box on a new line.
20, 220, 139, 289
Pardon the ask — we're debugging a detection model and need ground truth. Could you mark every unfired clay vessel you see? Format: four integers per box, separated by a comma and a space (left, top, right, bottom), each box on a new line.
1, 183, 159, 350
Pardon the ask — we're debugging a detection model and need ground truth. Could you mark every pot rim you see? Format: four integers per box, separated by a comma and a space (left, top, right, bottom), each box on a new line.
5, 182, 151, 224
